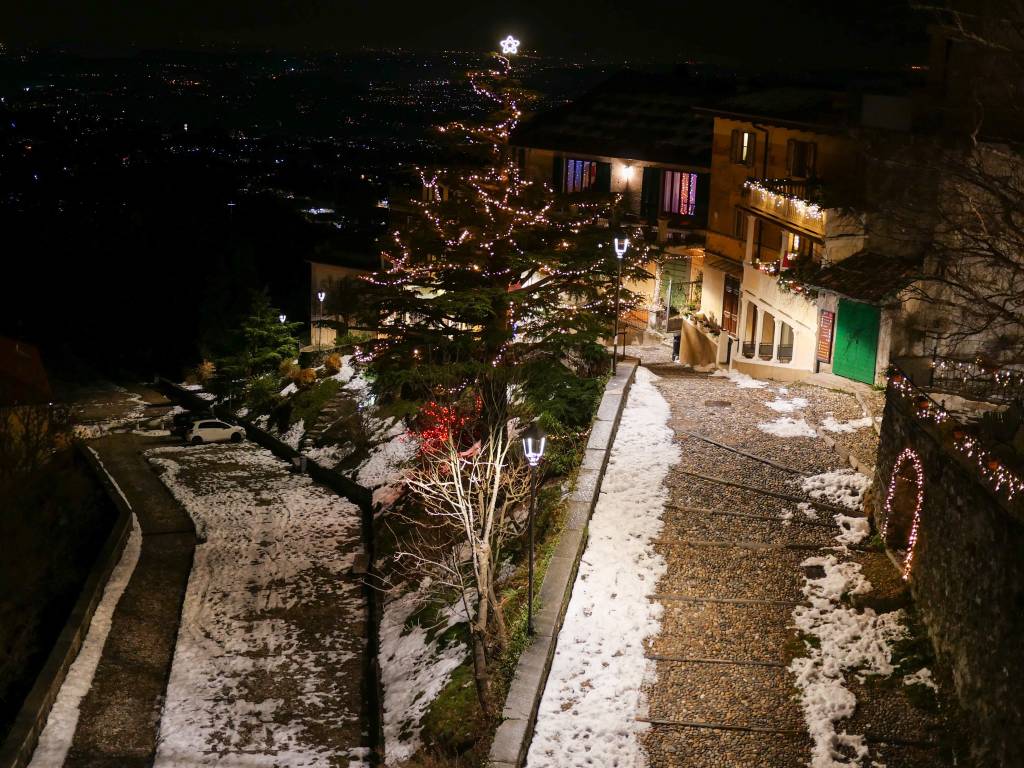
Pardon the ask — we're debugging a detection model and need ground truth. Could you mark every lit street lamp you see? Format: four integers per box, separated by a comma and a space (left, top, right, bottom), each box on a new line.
612, 237, 629, 374
521, 421, 546, 635
279, 314, 287, 324
316, 291, 326, 348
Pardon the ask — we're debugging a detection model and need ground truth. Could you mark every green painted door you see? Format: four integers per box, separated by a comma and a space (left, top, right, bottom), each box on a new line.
833, 299, 880, 384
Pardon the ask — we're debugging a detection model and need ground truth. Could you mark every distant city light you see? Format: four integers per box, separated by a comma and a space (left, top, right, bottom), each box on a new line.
376, 199, 390, 209
500, 35, 521, 55
305, 207, 335, 215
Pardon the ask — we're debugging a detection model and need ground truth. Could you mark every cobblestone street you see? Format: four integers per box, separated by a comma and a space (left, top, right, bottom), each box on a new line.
638, 367, 959, 768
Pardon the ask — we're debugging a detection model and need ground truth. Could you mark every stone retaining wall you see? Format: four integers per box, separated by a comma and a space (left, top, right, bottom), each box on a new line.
0, 446, 131, 768
871, 392, 1024, 766
489, 360, 638, 768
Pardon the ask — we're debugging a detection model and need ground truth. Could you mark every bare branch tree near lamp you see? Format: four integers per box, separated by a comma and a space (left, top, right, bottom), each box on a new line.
316, 290, 326, 348
612, 237, 629, 374
521, 421, 547, 635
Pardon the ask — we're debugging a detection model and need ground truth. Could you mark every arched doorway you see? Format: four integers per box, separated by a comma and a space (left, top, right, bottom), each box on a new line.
882, 448, 924, 580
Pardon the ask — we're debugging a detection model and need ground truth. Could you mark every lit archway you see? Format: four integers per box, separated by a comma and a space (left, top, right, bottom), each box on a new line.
882, 448, 925, 581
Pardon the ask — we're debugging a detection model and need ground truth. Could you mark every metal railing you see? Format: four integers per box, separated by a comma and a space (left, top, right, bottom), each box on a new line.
777, 345, 794, 364
758, 342, 774, 360
929, 355, 1024, 405
742, 342, 755, 358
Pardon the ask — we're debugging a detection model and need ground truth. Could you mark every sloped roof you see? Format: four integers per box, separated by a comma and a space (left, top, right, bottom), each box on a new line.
700, 87, 851, 131
510, 71, 714, 169
807, 250, 919, 304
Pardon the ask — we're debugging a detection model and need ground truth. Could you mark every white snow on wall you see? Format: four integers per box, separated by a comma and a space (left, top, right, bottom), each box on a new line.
28, 450, 142, 768
527, 366, 680, 768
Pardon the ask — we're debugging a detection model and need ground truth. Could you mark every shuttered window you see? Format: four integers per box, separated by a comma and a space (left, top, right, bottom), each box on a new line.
730, 130, 756, 166
786, 140, 817, 177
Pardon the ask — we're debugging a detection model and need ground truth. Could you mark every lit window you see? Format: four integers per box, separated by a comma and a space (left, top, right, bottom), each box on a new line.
731, 130, 756, 165
661, 171, 698, 216
565, 159, 597, 192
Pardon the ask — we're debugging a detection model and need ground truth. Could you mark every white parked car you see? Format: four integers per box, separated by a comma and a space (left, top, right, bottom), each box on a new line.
186, 419, 245, 445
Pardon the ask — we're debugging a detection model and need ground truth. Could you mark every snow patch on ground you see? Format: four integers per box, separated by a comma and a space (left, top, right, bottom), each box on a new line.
379, 585, 469, 764
790, 555, 906, 768
903, 667, 938, 692
758, 417, 818, 438
799, 502, 819, 519
356, 429, 418, 489
833, 514, 870, 547
802, 470, 871, 511
147, 443, 366, 766
766, 396, 809, 413
821, 415, 874, 433
28, 451, 142, 768
280, 382, 298, 396
280, 419, 305, 449
712, 369, 769, 389
528, 365, 680, 768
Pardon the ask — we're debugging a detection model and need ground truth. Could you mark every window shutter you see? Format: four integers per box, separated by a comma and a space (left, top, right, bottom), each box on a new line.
596, 162, 611, 193
747, 134, 757, 166
786, 140, 795, 176
807, 142, 817, 177
552, 154, 564, 192
730, 130, 739, 163
640, 167, 661, 222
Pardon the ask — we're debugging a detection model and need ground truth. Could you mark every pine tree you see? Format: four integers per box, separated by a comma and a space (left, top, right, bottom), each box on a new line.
216, 290, 302, 382
365, 56, 658, 420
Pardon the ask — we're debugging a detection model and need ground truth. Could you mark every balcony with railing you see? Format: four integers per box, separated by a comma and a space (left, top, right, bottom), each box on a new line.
741, 178, 827, 239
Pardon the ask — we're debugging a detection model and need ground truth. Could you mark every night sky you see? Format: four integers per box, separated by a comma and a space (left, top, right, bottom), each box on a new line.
3, 0, 925, 68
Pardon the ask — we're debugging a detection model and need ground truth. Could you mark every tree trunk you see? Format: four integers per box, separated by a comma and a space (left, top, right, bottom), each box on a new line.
471, 624, 492, 718
489, 580, 509, 654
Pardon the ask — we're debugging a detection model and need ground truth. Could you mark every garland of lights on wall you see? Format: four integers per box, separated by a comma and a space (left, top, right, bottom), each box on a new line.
742, 179, 823, 221
882, 447, 925, 581
888, 370, 1024, 501
932, 356, 1024, 389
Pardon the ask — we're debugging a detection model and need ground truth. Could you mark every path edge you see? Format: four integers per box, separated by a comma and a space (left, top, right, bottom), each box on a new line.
0, 444, 132, 768
488, 360, 638, 768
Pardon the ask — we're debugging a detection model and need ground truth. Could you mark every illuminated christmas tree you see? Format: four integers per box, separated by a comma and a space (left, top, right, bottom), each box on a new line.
365, 54, 657, 422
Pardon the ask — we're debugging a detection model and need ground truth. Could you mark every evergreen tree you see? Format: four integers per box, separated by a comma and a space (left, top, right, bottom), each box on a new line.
365, 56, 658, 420
216, 290, 302, 382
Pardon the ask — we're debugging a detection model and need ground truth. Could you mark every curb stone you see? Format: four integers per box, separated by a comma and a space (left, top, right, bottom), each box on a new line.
488, 360, 638, 768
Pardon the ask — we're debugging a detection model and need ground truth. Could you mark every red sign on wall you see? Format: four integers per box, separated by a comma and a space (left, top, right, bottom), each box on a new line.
817, 310, 835, 363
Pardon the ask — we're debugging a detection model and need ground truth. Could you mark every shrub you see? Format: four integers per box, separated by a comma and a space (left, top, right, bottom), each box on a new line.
283, 364, 302, 384
324, 353, 342, 376
245, 375, 280, 416
296, 368, 317, 389
279, 358, 297, 378
196, 360, 216, 385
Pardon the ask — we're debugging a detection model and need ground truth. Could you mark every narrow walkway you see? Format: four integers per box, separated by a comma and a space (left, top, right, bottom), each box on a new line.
65, 433, 196, 768
640, 371, 954, 768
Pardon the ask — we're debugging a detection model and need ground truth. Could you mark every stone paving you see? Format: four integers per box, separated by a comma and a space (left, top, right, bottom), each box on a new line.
638, 368, 958, 768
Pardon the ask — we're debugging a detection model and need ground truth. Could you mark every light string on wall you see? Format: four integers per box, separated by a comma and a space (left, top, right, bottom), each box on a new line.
881, 447, 925, 581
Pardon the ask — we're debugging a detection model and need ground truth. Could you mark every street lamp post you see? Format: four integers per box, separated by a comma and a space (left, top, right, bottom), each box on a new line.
612, 238, 629, 374
316, 291, 326, 348
521, 421, 546, 636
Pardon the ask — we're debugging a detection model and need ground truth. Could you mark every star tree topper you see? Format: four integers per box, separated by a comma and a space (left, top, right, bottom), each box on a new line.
500, 35, 520, 55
